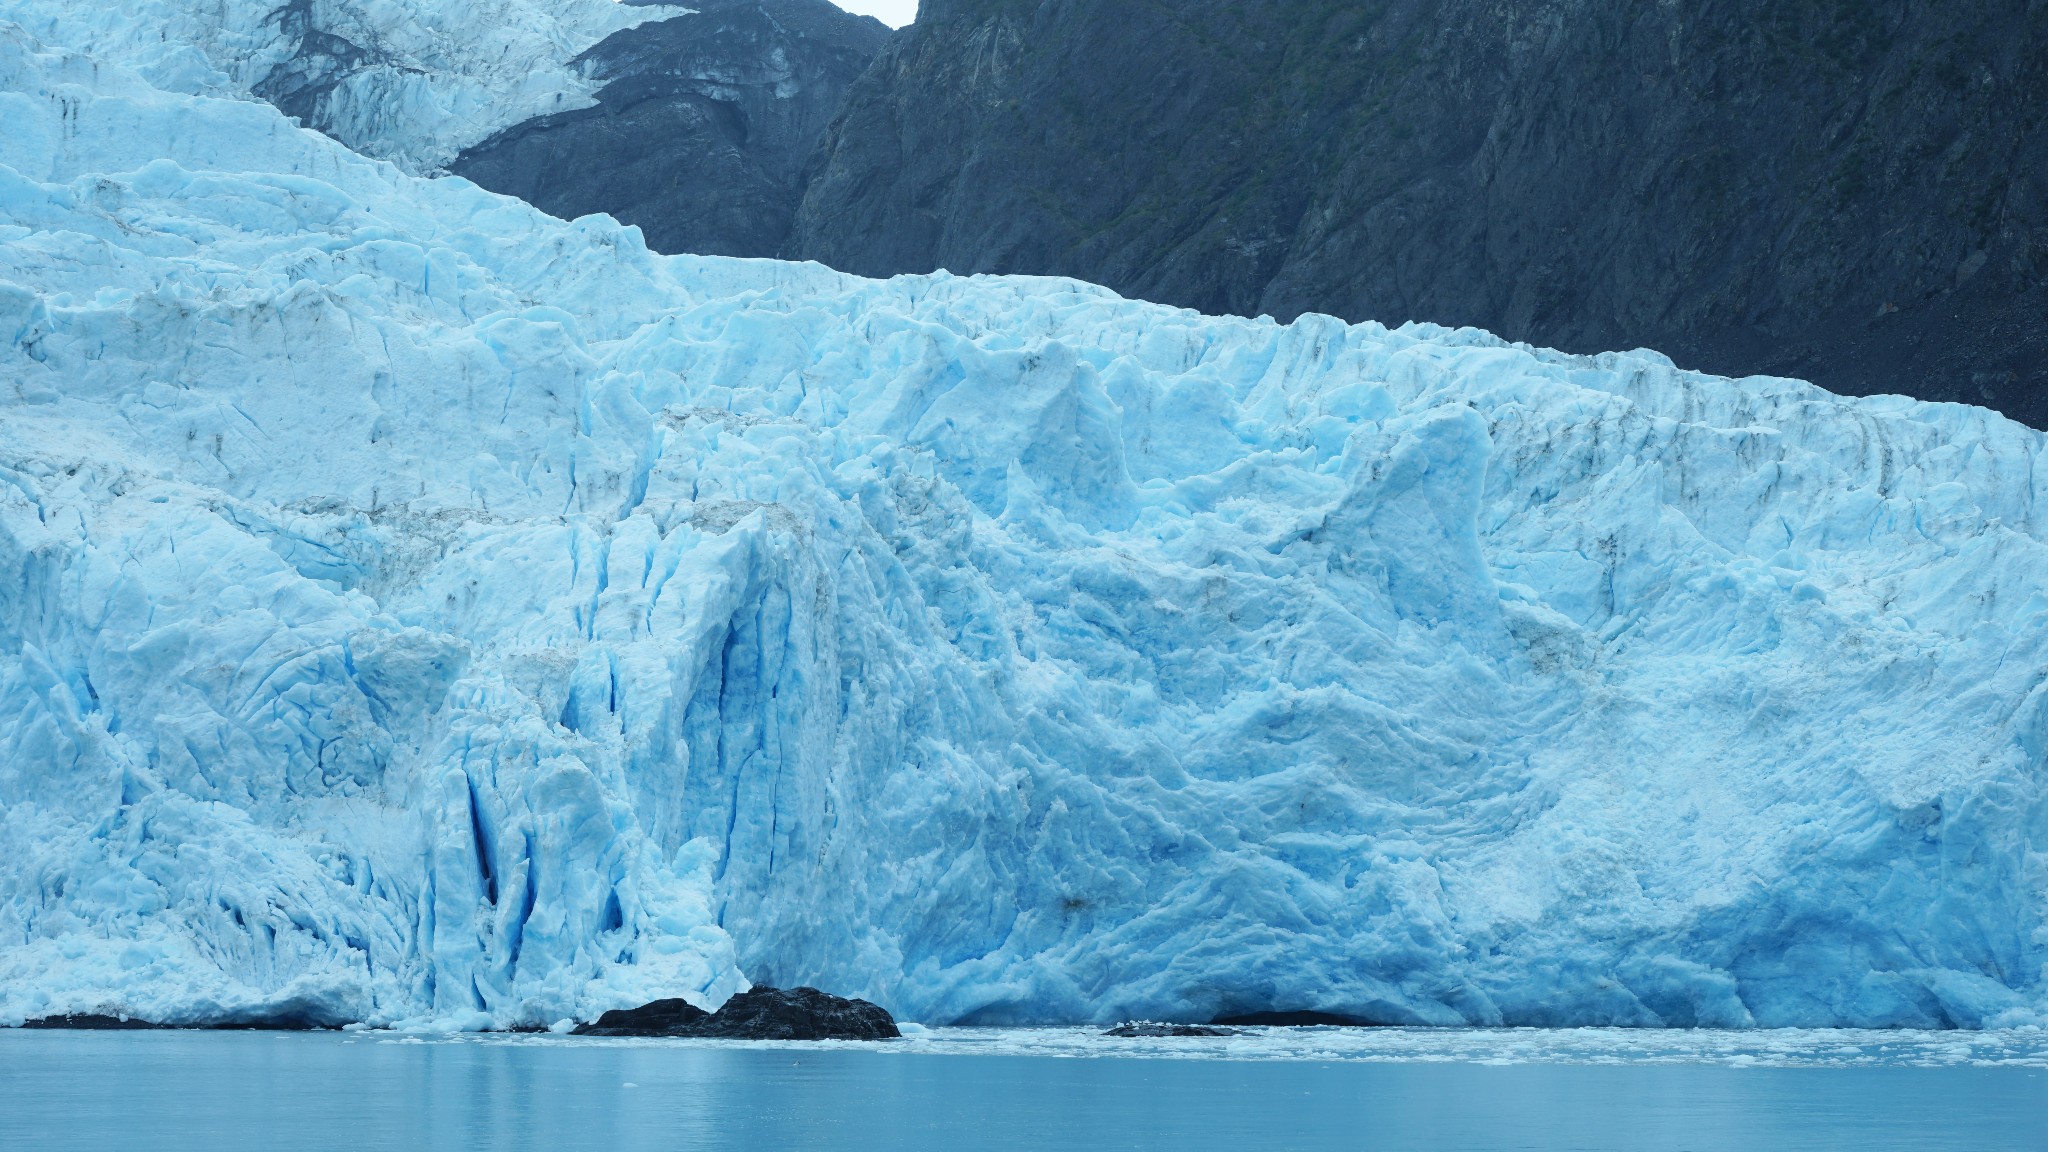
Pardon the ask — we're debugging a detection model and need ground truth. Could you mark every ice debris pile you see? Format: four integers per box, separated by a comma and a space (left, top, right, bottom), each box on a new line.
0, 0, 677, 172
2, 21, 2046, 1031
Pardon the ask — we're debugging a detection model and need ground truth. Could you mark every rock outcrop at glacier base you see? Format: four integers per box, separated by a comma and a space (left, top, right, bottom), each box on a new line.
2, 22, 2047, 1031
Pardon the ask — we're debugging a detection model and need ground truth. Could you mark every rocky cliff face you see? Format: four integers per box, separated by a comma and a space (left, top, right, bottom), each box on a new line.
452, 0, 890, 259
789, 0, 2048, 427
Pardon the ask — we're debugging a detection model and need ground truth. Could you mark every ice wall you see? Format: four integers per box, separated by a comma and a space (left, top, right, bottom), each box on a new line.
1, 21, 2045, 1029
0, 0, 679, 172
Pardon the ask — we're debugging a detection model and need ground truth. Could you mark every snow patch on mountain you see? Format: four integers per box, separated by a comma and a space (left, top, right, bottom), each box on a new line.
1, 22, 2045, 1030
0, 0, 683, 172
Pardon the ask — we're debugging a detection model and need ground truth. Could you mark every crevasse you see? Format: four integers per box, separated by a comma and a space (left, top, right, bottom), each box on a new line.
1, 22, 2044, 1030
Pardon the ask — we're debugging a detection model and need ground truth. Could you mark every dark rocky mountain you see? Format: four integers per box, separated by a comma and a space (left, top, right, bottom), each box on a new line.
452, 0, 891, 258
788, 0, 2048, 428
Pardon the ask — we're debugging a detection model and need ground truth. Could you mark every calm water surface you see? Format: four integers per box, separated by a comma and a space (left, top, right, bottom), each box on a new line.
2, 1027, 2044, 1151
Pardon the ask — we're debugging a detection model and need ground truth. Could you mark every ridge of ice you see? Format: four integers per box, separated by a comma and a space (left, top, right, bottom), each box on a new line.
1, 22, 2045, 1030
0, 0, 683, 173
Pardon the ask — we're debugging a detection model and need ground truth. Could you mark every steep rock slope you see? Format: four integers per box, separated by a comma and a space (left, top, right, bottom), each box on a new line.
4, 23, 2048, 1030
790, 0, 2048, 428
0, 0, 678, 171
451, 0, 890, 259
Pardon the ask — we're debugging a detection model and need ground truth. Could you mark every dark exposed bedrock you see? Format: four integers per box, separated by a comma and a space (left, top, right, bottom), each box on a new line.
250, 0, 377, 131
788, 0, 2048, 428
574, 987, 901, 1040
451, 0, 890, 259
573, 997, 712, 1036
19, 1014, 170, 1030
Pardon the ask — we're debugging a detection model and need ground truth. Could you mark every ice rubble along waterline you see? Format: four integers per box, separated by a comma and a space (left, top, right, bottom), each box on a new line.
1, 23, 2045, 1031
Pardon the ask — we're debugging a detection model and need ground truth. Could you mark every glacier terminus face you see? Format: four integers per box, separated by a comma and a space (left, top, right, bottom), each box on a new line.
0, 21, 2045, 1031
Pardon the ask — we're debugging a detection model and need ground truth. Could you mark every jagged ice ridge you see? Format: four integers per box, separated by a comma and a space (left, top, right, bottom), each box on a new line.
2, 22, 2046, 1030
0, 0, 682, 173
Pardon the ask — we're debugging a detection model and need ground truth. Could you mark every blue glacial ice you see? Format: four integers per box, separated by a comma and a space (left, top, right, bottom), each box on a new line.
1, 21, 2046, 1031
0, 0, 677, 172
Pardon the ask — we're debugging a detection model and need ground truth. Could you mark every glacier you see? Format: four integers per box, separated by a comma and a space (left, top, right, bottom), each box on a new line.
2, 19, 2047, 1031
0, 0, 680, 173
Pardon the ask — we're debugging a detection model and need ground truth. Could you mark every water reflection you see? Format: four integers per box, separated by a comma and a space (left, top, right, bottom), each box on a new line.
1, 1029, 2043, 1151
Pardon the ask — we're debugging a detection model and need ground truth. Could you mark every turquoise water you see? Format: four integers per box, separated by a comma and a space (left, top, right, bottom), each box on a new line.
3, 1028, 2045, 1151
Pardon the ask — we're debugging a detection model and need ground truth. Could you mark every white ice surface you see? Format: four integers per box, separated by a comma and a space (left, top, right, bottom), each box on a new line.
0, 0, 679, 172
1, 22, 2046, 1030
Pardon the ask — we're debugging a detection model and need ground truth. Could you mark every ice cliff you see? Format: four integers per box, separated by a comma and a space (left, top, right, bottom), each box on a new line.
0, 0, 679, 172
2, 22, 2046, 1031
